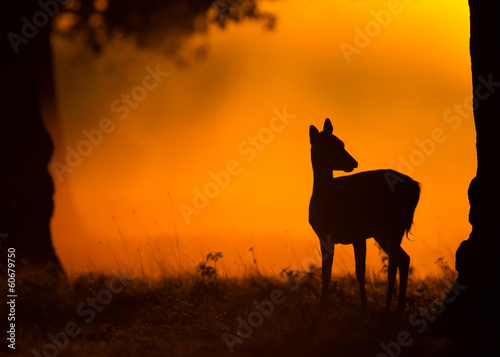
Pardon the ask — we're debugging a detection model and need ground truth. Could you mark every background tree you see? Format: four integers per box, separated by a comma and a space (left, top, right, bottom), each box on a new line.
443, 0, 500, 348
1, 2, 60, 270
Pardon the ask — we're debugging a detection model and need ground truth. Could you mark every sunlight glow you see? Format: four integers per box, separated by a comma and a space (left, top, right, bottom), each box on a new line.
50, 0, 473, 278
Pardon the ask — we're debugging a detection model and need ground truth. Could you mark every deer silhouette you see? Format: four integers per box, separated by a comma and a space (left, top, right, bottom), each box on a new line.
309, 118, 420, 314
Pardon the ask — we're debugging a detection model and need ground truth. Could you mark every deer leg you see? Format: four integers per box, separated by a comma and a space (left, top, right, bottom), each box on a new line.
375, 237, 396, 313
320, 238, 334, 309
385, 249, 397, 314
353, 240, 367, 309
396, 247, 410, 314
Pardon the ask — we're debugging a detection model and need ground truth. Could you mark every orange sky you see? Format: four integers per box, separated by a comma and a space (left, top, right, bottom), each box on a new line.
49, 0, 474, 278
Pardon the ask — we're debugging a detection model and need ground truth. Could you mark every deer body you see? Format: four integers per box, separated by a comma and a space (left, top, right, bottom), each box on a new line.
309, 119, 420, 314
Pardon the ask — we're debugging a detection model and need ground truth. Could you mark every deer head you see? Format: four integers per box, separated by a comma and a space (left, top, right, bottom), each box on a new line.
309, 118, 358, 173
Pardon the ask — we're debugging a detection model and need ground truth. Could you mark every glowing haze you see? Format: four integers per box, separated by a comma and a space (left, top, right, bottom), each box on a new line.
49, 0, 474, 278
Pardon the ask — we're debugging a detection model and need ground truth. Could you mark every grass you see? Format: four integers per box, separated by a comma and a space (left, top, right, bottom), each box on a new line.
0, 252, 465, 357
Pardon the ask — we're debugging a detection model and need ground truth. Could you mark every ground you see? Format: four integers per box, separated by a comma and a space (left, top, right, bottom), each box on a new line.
1, 257, 467, 357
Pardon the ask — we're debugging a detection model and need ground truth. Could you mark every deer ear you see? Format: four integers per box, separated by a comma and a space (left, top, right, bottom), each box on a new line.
323, 118, 333, 134
309, 125, 319, 144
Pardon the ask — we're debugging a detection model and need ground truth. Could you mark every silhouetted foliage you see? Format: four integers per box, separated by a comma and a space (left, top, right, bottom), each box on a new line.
197, 251, 223, 278
54, 0, 275, 55
3, 263, 463, 356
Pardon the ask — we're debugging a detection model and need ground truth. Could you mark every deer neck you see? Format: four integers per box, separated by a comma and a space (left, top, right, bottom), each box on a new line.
312, 162, 333, 195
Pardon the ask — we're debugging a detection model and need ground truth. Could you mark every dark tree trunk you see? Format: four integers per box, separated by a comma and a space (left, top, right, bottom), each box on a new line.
442, 0, 500, 347
1, 3, 62, 272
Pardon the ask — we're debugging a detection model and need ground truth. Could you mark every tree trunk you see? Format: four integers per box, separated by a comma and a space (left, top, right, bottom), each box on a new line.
1, 3, 62, 272
442, 0, 500, 346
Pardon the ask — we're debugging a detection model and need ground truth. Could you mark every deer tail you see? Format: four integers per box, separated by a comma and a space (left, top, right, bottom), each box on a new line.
401, 179, 421, 239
